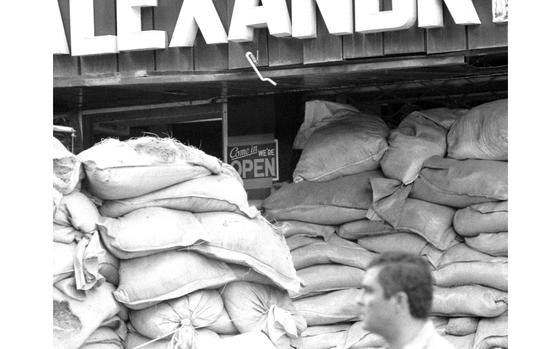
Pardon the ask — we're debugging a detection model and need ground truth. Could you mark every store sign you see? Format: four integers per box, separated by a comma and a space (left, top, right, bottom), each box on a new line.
54, 0, 483, 56
227, 139, 279, 181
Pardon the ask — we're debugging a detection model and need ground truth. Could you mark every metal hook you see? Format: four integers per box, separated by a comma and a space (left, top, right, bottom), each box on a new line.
245, 51, 277, 86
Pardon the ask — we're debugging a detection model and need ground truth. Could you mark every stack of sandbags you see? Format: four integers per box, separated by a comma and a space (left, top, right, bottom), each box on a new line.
77, 137, 305, 349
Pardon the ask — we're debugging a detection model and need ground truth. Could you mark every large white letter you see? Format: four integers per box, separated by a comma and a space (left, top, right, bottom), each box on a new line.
418, 0, 480, 28
169, 0, 227, 47
69, 0, 117, 56
228, 0, 292, 42
355, 0, 416, 34
116, 0, 167, 51
53, 0, 69, 54
292, 0, 353, 39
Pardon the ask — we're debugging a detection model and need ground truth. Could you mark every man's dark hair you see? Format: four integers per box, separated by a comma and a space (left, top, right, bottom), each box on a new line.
367, 251, 433, 319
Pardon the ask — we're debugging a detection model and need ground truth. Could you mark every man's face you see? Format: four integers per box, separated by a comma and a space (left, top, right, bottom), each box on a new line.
358, 266, 398, 335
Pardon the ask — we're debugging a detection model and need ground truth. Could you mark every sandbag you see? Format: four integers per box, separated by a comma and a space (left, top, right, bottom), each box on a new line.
53, 241, 75, 284
54, 191, 100, 234
188, 212, 300, 292
292, 322, 386, 349
293, 289, 362, 326
124, 329, 222, 349
465, 233, 508, 257
276, 220, 336, 240
291, 265, 365, 299
292, 234, 377, 270
78, 137, 224, 200
447, 99, 508, 161
438, 243, 507, 267
54, 137, 83, 195
337, 219, 396, 240
454, 201, 508, 237
264, 171, 381, 225
99, 172, 257, 218
443, 334, 475, 349
53, 280, 121, 349
98, 239, 120, 286
287, 236, 326, 251
220, 332, 279, 349
222, 282, 306, 349
432, 285, 508, 317
380, 108, 466, 184
97, 207, 207, 259
446, 317, 479, 336
293, 111, 389, 183
114, 251, 238, 310
358, 232, 443, 269
410, 156, 507, 208
54, 223, 84, 244
80, 327, 124, 349
130, 290, 227, 344
433, 261, 508, 291
473, 312, 508, 349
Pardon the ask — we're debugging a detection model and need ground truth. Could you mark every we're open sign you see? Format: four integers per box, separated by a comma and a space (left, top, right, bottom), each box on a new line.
227, 138, 279, 181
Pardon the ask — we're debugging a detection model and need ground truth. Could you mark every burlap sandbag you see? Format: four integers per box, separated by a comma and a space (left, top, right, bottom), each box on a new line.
53, 280, 121, 349
291, 234, 377, 270
78, 137, 224, 200
287, 236, 326, 251
454, 201, 508, 237
293, 111, 389, 183
291, 265, 365, 299
188, 212, 300, 292
114, 251, 238, 310
222, 282, 307, 349
263, 171, 381, 225
80, 326, 125, 349
293, 288, 362, 326
292, 321, 386, 349
97, 207, 207, 259
276, 220, 336, 240
380, 108, 466, 184
473, 312, 508, 349
446, 317, 479, 336
124, 329, 222, 349
97, 238, 120, 286
54, 137, 83, 195
443, 334, 475, 349
54, 241, 76, 284
433, 261, 508, 291
99, 172, 256, 218
337, 219, 397, 240
54, 223, 84, 244
358, 232, 443, 269
447, 99, 508, 161
410, 156, 508, 208
465, 232, 508, 257
438, 243, 507, 267
432, 285, 508, 317
54, 191, 100, 235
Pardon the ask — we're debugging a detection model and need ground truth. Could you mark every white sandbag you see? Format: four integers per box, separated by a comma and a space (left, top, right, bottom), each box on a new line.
97, 207, 207, 259
114, 251, 238, 310
287, 236, 326, 251
54, 223, 84, 243
292, 234, 377, 270
276, 220, 336, 240
446, 317, 479, 336
342, 321, 387, 349
432, 286, 508, 317
337, 219, 396, 240
431, 316, 449, 334
99, 172, 256, 218
53, 241, 76, 284
54, 191, 100, 234
473, 312, 507, 349
291, 265, 365, 299
293, 111, 389, 183
453, 201, 508, 237
53, 280, 121, 349
443, 334, 475, 349
447, 99, 508, 161
80, 327, 124, 349
358, 232, 443, 268
97, 241, 120, 286
380, 108, 466, 184
433, 261, 508, 291
410, 156, 508, 208
292, 322, 386, 349
465, 233, 508, 257
293, 289, 362, 326
263, 171, 381, 225
222, 281, 306, 349
221, 332, 279, 349
438, 243, 507, 267
54, 137, 83, 195
124, 329, 222, 349
130, 290, 227, 343
293, 100, 360, 150
188, 212, 300, 292
78, 137, 224, 200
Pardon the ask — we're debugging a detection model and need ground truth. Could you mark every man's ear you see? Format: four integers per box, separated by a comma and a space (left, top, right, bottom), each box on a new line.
394, 291, 409, 310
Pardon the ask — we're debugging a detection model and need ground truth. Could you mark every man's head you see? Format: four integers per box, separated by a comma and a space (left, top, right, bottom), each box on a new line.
359, 251, 433, 334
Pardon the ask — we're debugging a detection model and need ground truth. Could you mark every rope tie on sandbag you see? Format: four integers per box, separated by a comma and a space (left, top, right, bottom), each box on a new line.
130, 321, 199, 349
